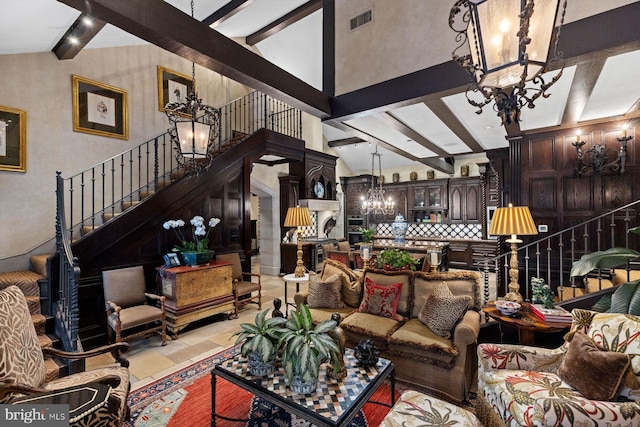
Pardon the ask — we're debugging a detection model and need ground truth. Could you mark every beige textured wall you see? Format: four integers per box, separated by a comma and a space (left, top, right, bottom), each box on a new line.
0, 44, 322, 261
334, 0, 638, 95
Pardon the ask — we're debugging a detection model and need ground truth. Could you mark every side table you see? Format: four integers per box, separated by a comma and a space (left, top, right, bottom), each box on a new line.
282, 273, 309, 317
483, 301, 571, 346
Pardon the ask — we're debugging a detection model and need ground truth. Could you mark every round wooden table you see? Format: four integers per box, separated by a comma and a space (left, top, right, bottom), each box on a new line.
483, 302, 571, 346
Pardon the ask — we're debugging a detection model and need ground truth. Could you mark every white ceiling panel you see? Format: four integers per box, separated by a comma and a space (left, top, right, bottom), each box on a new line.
345, 116, 437, 158
442, 92, 508, 150
579, 50, 640, 122
390, 103, 471, 155
333, 143, 423, 174
520, 66, 577, 131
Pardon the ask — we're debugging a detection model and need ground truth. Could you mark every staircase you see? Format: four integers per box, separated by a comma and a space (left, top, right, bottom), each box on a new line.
478, 199, 640, 307
0, 254, 71, 380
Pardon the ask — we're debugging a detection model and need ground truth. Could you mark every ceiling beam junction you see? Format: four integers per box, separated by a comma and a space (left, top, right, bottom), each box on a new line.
246, 0, 322, 46
202, 0, 254, 27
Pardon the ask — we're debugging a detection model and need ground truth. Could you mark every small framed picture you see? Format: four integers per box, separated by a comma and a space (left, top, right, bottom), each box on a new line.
157, 66, 194, 113
0, 105, 27, 172
72, 75, 128, 140
164, 252, 181, 267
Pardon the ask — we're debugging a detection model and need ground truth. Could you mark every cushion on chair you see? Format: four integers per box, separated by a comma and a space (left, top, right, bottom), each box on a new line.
326, 251, 350, 267
356, 277, 403, 320
0, 286, 47, 398
558, 331, 632, 400
237, 280, 260, 295
321, 259, 362, 307
418, 282, 471, 339
102, 266, 147, 308
362, 270, 412, 316
307, 273, 345, 309
107, 305, 164, 330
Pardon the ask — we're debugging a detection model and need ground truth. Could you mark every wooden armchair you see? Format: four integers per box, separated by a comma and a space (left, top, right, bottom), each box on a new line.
216, 252, 261, 316
102, 266, 167, 345
0, 285, 131, 426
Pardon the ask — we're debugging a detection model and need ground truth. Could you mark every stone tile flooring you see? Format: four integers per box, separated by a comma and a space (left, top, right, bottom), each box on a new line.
86, 260, 297, 390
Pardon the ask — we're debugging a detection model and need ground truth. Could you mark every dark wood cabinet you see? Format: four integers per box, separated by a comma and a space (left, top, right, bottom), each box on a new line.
289, 149, 337, 200
407, 179, 449, 222
448, 178, 481, 223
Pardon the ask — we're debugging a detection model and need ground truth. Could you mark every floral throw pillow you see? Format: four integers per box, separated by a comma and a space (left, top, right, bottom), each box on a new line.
418, 282, 471, 338
307, 273, 345, 309
356, 277, 403, 320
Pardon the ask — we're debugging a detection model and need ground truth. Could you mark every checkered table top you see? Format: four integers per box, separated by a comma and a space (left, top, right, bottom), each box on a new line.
215, 349, 393, 423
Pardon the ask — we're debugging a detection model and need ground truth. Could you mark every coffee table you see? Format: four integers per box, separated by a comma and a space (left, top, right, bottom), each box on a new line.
211, 348, 395, 427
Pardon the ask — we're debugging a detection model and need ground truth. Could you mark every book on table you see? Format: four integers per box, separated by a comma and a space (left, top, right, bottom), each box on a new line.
530, 304, 572, 323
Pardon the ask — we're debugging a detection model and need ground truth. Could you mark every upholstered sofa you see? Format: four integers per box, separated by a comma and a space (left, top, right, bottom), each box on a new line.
295, 260, 482, 402
477, 309, 640, 427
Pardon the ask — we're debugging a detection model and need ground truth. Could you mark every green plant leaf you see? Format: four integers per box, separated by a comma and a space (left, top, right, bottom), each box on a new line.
629, 226, 640, 235
299, 304, 313, 331
570, 247, 640, 277
314, 319, 337, 334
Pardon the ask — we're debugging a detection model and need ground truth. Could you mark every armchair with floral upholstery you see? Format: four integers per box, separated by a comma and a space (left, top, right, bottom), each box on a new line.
477, 309, 640, 427
0, 285, 131, 426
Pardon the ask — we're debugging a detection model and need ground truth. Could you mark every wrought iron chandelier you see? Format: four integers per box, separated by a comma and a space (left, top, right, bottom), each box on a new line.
361, 147, 394, 215
165, 0, 220, 176
449, 0, 568, 126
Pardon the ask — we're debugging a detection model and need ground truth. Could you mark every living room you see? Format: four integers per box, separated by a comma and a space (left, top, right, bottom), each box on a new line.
1, 1, 640, 426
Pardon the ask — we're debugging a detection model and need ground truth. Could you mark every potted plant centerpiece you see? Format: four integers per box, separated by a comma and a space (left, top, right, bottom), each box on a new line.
278, 304, 341, 394
163, 215, 221, 266
231, 309, 287, 376
374, 248, 419, 271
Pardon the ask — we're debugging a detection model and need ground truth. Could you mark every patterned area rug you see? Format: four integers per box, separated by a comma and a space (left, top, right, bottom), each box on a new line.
122, 345, 386, 426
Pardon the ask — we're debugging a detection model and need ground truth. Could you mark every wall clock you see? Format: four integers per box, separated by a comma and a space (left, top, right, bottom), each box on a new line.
314, 181, 325, 198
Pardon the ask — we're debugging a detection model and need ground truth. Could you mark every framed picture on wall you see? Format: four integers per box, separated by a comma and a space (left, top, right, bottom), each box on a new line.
0, 105, 26, 172
157, 66, 194, 114
72, 75, 128, 140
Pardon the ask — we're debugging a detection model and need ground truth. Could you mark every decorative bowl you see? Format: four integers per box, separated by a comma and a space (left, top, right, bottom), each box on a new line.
494, 301, 521, 316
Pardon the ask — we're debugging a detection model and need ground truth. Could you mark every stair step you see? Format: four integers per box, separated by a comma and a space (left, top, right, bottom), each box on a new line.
44, 357, 63, 383
38, 333, 53, 349
102, 211, 122, 221
0, 270, 42, 296
121, 200, 141, 210
139, 189, 156, 199
32, 313, 46, 335
81, 224, 101, 235
26, 295, 41, 315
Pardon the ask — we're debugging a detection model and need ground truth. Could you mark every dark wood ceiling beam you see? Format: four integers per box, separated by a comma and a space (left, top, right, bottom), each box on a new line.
375, 112, 450, 157
246, 0, 322, 46
202, 0, 254, 28
327, 137, 363, 148
330, 122, 454, 174
424, 99, 485, 152
57, 0, 331, 117
329, 2, 640, 122
560, 59, 606, 126
52, 14, 106, 60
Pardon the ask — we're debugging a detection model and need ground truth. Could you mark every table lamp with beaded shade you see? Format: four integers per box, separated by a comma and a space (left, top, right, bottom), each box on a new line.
488, 203, 538, 304
284, 205, 312, 278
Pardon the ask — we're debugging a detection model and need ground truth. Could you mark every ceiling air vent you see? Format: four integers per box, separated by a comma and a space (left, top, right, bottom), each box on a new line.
350, 9, 372, 31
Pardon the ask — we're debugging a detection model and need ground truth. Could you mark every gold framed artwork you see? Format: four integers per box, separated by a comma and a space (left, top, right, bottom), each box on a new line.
157, 66, 194, 113
0, 105, 26, 172
72, 75, 128, 140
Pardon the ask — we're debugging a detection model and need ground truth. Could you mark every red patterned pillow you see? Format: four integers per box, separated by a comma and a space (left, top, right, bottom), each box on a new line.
356, 277, 403, 320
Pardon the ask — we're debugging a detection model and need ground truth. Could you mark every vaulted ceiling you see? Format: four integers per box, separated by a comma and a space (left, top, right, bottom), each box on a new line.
2, 0, 639, 174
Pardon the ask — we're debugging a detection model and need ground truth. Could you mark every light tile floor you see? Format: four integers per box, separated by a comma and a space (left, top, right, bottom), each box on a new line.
86, 259, 496, 391
86, 259, 300, 390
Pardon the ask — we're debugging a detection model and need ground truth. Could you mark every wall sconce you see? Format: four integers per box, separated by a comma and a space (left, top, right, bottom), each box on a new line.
573, 127, 632, 177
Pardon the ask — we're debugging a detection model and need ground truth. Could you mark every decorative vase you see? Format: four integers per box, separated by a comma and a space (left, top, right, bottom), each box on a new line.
181, 250, 214, 267
461, 165, 469, 176
410, 171, 417, 180
247, 351, 276, 376
391, 214, 407, 244
427, 170, 435, 179
290, 376, 317, 394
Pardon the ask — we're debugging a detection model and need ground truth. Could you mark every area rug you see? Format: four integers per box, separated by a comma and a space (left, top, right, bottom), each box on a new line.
122, 345, 398, 427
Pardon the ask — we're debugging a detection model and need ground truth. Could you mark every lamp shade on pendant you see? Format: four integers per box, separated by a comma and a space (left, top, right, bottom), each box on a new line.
466, 0, 561, 88
488, 203, 538, 237
176, 120, 212, 158
283, 206, 312, 228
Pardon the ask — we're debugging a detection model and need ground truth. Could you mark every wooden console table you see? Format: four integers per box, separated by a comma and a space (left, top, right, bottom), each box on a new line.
157, 261, 235, 334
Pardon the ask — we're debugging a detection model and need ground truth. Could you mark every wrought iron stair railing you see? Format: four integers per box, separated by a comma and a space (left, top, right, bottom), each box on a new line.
478, 199, 640, 306
53, 90, 302, 352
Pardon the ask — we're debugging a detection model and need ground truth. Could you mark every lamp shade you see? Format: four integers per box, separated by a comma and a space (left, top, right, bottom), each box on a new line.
466, 0, 561, 88
488, 203, 538, 236
283, 206, 312, 227
176, 120, 212, 158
